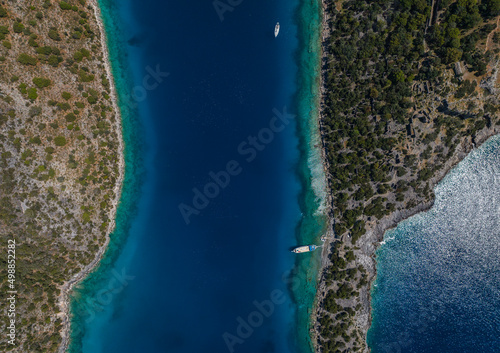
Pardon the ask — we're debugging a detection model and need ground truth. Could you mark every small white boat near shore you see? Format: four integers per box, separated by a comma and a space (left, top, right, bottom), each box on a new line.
292, 245, 317, 253
274, 22, 280, 37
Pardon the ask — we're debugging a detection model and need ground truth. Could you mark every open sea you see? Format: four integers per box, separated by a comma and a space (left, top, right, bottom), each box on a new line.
368, 136, 500, 352
68, 1, 327, 353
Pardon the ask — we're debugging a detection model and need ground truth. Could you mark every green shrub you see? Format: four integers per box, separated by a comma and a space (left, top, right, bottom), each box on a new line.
18, 83, 27, 94
57, 102, 71, 111
30, 136, 42, 145
65, 113, 76, 122
27, 88, 38, 100
48, 55, 61, 67
59, 1, 72, 10
0, 6, 6, 17
13, 22, 25, 34
32, 77, 51, 88
62, 92, 72, 100
88, 88, 98, 98
17, 53, 37, 65
36, 46, 52, 55
2, 41, 11, 49
28, 34, 38, 47
74, 51, 84, 62
54, 136, 67, 146
48, 28, 61, 41
0, 25, 8, 40
82, 211, 91, 223
78, 69, 94, 82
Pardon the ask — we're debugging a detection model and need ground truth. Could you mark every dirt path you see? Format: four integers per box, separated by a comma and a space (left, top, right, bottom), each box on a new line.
485, 16, 500, 54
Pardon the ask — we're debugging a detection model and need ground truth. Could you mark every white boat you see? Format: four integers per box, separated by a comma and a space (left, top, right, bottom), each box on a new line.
292, 245, 317, 253
274, 22, 280, 37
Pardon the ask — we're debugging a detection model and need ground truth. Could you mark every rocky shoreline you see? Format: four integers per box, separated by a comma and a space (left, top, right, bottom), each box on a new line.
314, 124, 500, 353
312, 0, 500, 352
56, 1, 125, 352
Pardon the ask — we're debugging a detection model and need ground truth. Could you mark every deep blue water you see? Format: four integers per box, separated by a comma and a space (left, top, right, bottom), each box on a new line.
69, 1, 326, 353
368, 136, 500, 353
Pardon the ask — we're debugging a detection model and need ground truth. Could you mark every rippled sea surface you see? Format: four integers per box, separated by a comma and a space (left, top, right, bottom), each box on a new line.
368, 136, 500, 353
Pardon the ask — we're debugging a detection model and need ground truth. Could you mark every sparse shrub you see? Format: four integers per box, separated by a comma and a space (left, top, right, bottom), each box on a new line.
59, 1, 72, 10
28, 33, 38, 47
36, 46, 52, 55
82, 212, 91, 223
48, 55, 61, 67
65, 113, 76, 122
30, 136, 42, 145
13, 22, 25, 34
78, 69, 94, 82
17, 53, 37, 66
74, 51, 84, 62
18, 83, 27, 94
48, 28, 61, 41
27, 88, 38, 100
32, 77, 51, 88
57, 102, 71, 111
0, 26, 8, 41
54, 136, 67, 146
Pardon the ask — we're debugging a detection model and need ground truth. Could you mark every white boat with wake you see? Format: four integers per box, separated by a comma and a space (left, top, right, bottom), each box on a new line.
274, 22, 280, 37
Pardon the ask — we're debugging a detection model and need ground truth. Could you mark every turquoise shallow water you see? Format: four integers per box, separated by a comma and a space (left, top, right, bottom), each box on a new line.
290, 0, 329, 349
68, 0, 327, 352
368, 135, 500, 352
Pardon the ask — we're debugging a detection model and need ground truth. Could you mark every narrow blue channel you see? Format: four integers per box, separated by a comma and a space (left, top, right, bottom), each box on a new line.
68, 1, 326, 353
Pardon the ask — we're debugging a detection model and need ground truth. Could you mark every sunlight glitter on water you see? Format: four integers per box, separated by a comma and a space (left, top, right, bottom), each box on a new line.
368, 135, 500, 353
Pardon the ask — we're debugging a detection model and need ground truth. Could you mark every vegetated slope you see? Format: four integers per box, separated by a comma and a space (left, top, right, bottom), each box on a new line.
0, 1, 121, 352
315, 0, 500, 351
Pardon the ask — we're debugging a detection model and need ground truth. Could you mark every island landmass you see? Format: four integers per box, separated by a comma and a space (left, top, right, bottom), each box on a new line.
0, 0, 123, 352
314, 0, 500, 351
